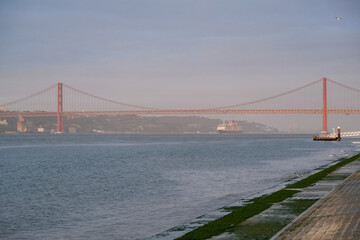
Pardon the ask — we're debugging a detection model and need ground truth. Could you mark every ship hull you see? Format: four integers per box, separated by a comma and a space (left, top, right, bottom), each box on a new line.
313, 136, 341, 141
217, 130, 243, 134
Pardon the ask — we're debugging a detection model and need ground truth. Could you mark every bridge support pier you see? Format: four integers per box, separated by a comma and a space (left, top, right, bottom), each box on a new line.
57, 82, 63, 132
322, 77, 327, 133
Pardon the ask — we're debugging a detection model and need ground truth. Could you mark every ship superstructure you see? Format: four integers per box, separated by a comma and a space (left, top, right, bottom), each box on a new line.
217, 120, 243, 133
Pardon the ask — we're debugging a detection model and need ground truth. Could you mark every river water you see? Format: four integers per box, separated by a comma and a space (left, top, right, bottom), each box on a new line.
1, 134, 360, 239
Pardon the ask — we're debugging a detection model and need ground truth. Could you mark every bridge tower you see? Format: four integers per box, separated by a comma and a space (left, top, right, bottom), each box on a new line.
322, 77, 327, 133
57, 82, 63, 132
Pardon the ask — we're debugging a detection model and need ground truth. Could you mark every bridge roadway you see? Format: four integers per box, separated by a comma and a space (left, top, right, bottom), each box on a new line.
1, 108, 360, 117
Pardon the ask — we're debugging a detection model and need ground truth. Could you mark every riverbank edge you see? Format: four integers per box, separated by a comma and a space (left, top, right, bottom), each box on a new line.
177, 152, 360, 240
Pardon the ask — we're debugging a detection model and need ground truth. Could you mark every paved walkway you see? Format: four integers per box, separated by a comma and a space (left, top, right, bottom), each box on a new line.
274, 170, 360, 240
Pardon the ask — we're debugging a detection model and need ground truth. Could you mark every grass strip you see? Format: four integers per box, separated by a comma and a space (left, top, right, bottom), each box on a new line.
230, 199, 319, 240
178, 153, 360, 240
177, 189, 299, 240
287, 152, 360, 189
280, 199, 319, 215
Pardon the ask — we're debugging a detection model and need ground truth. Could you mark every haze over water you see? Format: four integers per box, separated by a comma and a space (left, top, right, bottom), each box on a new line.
1, 1, 359, 132
1, 134, 360, 239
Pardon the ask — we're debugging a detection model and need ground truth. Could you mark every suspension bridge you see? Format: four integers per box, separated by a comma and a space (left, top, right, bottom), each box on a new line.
0, 77, 359, 136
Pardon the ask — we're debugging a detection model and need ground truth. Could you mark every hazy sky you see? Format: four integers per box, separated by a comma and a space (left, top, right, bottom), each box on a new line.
0, 0, 359, 130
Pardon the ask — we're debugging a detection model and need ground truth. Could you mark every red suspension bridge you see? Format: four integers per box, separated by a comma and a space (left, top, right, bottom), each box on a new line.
0, 77, 359, 133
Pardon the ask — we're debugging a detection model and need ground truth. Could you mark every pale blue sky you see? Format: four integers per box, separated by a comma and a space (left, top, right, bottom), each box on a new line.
0, 0, 359, 130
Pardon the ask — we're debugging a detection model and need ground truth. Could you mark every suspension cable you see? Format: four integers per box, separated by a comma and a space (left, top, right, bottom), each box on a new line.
209, 78, 323, 109
62, 83, 156, 110
327, 79, 360, 93
1, 83, 58, 107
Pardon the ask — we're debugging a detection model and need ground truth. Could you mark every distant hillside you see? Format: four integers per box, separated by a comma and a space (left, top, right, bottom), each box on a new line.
0, 115, 278, 134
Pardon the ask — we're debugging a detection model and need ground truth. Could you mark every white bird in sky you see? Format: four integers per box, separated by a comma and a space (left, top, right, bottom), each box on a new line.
335, 17, 342, 20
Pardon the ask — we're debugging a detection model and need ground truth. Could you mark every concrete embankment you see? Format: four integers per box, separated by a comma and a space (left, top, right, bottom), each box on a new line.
177, 153, 360, 240
272, 167, 360, 239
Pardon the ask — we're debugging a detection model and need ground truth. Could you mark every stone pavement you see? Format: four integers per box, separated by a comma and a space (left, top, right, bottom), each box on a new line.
274, 170, 360, 240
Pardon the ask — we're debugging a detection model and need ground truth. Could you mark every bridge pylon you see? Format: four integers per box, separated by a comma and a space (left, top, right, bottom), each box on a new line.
57, 82, 63, 132
322, 77, 327, 133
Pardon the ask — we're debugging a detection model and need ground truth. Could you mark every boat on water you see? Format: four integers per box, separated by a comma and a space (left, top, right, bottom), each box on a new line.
313, 127, 341, 141
53, 131, 64, 135
313, 136, 341, 141
217, 120, 243, 134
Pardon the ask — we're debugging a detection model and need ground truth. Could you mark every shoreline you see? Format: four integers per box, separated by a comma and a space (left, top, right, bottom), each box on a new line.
172, 152, 360, 240
272, 165, 360, 239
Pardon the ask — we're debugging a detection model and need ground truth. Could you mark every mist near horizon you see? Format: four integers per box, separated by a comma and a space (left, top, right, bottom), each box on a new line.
0, 0, 359, 131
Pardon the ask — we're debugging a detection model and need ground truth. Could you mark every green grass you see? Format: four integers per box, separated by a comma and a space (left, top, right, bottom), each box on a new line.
252, 189, 298, 204
231, 221, 286, 240
287, 153, 360, 189
177, 153, 360, 240
280, 199, 319, 215
177, 190, 299, 240
230, 199, 319, 240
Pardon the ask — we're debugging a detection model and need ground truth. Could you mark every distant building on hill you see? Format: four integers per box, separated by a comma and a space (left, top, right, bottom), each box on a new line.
0, 119, 8, 125
288, 124, 300, 133
17, 118, 27, 133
